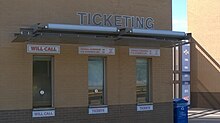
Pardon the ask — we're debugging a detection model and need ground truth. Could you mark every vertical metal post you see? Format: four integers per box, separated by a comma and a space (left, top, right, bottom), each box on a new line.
173, 47, 176, 99
173, 46, 181, 99
179, 45, 182, 98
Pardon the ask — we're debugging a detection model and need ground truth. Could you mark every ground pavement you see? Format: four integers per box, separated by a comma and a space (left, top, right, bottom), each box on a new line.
188, 108, 220, 123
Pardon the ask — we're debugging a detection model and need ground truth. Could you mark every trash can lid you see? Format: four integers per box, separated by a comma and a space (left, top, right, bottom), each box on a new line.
173, 98, 188, 104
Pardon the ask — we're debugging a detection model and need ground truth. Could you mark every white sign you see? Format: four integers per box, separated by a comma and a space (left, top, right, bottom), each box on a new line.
79, 46, 115, 55
27, 44, 60, 54
88, 107, 108, 114
137, 105, 153, 111
32, 110, 55, 118
129, 48, 160, 56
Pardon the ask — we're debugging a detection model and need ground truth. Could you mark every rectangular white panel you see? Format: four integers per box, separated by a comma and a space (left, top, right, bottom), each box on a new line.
79, 46, 115, 55
129, 48, 160, 56
27, 44, 60, 54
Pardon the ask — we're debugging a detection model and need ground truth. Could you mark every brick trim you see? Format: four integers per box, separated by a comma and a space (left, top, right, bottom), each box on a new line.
0, 102, 173, 123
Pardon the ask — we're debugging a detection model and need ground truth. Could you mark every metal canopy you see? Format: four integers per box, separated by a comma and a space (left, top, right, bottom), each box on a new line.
12, 23, 190, 47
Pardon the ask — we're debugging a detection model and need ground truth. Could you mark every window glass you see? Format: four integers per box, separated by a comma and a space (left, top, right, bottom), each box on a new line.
136, 58, 151, 103
88, 57, 105, 106
33, 56, 52, 108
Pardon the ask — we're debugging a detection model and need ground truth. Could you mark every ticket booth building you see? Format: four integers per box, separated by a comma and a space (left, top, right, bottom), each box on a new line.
0, 0, 188, 123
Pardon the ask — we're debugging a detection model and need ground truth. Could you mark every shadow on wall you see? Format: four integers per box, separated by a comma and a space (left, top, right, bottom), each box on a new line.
191, 38, 220, 109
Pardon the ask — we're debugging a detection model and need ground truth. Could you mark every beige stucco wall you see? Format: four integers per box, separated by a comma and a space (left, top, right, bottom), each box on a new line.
0, 0, 172, 110
188, 0, 220, 93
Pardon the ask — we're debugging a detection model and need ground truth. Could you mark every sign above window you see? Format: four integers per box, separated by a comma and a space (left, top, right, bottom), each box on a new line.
79, 46, 115, 55
77, 12, 154, 29
129, 48, 160, 56
27, 44, 60, 54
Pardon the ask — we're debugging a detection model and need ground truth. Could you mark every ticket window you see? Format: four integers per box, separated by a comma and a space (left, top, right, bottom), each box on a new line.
88, 57, 106, 106
33, 56, 53, 108
136, 58, 152, 104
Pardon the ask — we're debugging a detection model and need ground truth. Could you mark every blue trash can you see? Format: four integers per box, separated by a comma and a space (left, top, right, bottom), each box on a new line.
173, 98, 188, 123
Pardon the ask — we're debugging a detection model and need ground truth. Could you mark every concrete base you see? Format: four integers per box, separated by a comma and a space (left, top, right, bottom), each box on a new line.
191, 92, 220, 109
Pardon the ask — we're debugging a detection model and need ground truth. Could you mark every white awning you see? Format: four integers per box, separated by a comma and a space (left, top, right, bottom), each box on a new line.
12, 23, 190, 47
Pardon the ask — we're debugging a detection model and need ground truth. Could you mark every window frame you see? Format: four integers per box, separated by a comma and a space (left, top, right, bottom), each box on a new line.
32, 55, 54, 109
88, 57, 107, 106
136, 58, 152, 104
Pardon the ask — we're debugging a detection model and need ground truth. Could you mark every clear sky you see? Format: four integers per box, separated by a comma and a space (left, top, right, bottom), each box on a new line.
172, 0, 187, 32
